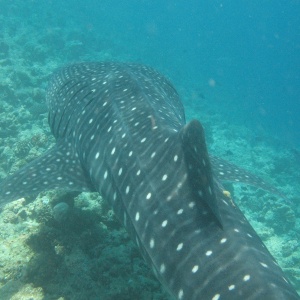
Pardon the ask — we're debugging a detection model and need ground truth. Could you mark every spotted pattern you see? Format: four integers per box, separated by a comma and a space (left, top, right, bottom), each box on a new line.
209, 155, 289, 201
0, 62, 298, 300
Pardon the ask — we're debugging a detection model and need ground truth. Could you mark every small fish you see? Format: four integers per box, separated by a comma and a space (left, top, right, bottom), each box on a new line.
0, 62, 299, 299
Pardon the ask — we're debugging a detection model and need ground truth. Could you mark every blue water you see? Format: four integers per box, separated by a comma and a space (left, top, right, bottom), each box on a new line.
2, 0, 299, 145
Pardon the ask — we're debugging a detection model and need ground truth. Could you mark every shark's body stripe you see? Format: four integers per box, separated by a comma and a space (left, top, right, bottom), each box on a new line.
0, 62, 299, 299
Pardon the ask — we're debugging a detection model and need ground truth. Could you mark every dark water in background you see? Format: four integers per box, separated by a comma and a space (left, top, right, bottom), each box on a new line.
2, 0, 299, 146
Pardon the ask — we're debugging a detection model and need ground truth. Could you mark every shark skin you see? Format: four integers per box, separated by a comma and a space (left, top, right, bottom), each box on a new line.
0, 62, 299, 299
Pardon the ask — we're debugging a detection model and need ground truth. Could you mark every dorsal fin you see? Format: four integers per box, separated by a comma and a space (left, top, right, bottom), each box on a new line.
180, 119, 223, 227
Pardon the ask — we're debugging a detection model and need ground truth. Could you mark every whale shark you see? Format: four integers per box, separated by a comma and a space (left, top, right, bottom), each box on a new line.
0, 62, 299, 299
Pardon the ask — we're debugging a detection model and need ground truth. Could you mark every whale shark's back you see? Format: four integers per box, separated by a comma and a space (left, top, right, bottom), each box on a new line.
47, 62, 186, 140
